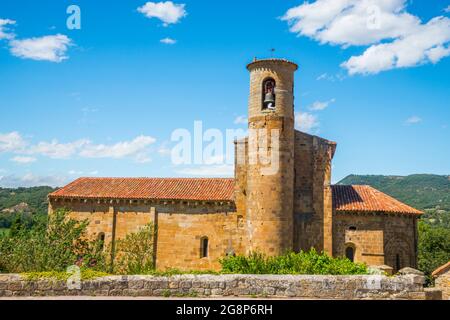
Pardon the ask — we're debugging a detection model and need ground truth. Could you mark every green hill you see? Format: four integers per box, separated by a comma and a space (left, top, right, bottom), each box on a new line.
0, 186, 56, 229
338, 174, 450, 228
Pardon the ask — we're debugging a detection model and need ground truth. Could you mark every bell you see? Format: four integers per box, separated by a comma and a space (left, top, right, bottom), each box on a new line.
264, 92, 275, 104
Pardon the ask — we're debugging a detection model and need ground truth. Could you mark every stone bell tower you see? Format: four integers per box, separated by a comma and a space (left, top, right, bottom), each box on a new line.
245, 58, 298, 256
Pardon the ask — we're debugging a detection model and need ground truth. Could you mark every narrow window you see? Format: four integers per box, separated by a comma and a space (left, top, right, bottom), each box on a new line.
200, 237, 209, 258
98, 232, 105, 250
348, 226, 357, 231
345, 246, 355, 262
396, 254, 401, 272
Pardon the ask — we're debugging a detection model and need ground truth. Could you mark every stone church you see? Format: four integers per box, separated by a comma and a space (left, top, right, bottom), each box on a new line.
49, 58, 422, 272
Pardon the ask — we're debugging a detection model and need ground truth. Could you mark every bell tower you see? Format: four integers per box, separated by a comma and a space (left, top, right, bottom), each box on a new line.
245, 58, 298, 255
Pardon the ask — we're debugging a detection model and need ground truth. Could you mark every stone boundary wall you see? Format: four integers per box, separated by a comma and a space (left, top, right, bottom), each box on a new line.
0, 273, 442, 299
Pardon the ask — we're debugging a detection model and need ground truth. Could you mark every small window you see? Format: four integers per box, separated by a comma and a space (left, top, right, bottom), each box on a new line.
345, 246, 355, 262
348, 226, 357, 231
396, 254, 401, 271
98, 232, 105, 250
200, 237, 209, 258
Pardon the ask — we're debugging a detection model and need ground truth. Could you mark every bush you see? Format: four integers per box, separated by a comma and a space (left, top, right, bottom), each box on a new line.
107, 223, 156, 275
220, 249, 368, 275
418, 221, 450, 284
0, 209, 104, 273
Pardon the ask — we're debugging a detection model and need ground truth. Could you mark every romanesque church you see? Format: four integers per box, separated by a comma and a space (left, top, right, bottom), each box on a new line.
49, 59, 422, 272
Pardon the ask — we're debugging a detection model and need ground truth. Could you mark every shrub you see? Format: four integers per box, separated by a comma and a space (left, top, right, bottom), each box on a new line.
220, 249, 368, 275
418, 221, 450, 284
0, 209, 104, 273
107, 223, 156, 275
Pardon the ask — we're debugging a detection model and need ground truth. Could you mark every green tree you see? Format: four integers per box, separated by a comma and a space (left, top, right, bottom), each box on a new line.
418, 221, 450, 284
0, 209, 104, 273
107, 223, 156, 275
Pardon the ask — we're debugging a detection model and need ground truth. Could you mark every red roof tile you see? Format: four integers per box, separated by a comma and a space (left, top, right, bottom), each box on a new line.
332, 185, 423, 215
432, 261, 450, 277
50, 178, 422, 215
49, 177, 235, 202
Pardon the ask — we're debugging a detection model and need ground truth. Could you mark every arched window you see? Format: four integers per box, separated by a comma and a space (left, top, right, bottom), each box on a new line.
200, 237, 209, 258
345, 245, 355, 262
396, 254, 401, 272
262, 78, 276, 110
98, 232, 105, 250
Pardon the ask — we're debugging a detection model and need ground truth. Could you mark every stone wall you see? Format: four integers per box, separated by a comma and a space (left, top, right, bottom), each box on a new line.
156, 211, 245, 271
435, 272, 450, 300
49, 199, 243, 272
293, 131, 336, 255
333, 212, 418, 271
0, 273, 439, 300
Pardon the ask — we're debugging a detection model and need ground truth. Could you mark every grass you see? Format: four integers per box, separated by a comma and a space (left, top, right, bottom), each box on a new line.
0, 228, 9, 236
145, 269, 221, 277
21, 269, 110, 281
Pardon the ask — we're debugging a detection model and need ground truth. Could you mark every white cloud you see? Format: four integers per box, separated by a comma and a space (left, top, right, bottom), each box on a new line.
68, 170, 83, 175
342, 17, 450, 75
9, 34, 73, 62
0, 132, 27, 152
31, 139, 90, 159
135, 153, 152, 164
0, 173, 69, 188
317, 73, 333, 81
69, 170, 98, 176
10, 156, 36, 164
282, 0, 450, 75
234, 115, 248, 125
405, 116, 422, 125
160, 37, 177, 44
445, 5, 450, 13
79, 135, 156, 159
0, 132, 156, 162
0, 18, 15, 40
176, 164, 234, 176
316, 73, 346, 81
158, 142, 172, 156
309, 98, 336, 111
295, 112, 320, 133
138, 1, 187, 26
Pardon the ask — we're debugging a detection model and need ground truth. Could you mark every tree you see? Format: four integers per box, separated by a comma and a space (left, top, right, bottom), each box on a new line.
418, 221, 450, 284
0, 209, 104, 273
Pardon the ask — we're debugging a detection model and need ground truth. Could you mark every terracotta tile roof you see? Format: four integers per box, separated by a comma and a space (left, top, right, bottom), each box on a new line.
50, 178, 422, 215
432, 261, 450, 277
332, 185, 423, 215
49, 177, 235, 202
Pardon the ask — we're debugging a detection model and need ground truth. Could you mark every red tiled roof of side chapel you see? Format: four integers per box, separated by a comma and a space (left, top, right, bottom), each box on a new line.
49, 178, 422, 215
49, 177, 236, 202
331, 185, 422, 215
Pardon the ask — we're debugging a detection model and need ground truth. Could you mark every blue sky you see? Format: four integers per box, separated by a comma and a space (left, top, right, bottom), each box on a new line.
0, 0, 449, 187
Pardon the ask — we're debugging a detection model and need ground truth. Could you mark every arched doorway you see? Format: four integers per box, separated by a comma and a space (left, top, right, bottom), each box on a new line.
384, 237, 411, 272
345, 243, 356, 262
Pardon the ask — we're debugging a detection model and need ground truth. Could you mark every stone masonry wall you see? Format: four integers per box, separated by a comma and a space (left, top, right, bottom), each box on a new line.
49, 199, 243, 272
294, 131, 335, 255
435, 272, 450, 300
0, 273, 438, 300
333, 213, 418, 270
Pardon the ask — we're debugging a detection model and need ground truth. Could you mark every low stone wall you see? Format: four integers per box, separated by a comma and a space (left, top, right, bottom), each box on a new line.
0, 273, 441, 299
